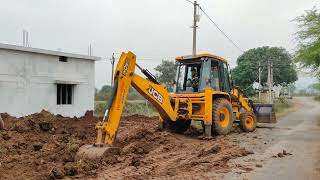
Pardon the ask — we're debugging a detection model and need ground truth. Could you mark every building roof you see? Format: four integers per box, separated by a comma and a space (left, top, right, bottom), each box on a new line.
0, 43, 100, 61
175, 53, 227, 63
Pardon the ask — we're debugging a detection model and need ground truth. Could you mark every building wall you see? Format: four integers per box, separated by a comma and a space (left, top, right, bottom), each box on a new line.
0, 49, 95, 117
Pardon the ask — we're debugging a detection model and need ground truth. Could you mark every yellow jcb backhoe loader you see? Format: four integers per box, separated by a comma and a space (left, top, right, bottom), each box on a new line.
77, 51, 276, 159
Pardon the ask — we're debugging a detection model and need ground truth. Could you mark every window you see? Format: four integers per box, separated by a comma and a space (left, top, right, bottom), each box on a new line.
211, 61, 220, 91
176, 63, 201, 92
219, 62, 231, 92
59, 56, 68, 62
57, 84, 73, 105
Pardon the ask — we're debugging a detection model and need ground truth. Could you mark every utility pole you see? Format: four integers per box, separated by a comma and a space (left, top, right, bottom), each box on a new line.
271, 62, 273, 102
192, 1, 199, 55
110, 53, 115, 87
258, 62, 261, 102
267, 61, 273, 104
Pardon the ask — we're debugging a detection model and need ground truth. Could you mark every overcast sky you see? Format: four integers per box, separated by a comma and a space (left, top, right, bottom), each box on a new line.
0, 0, 318, 89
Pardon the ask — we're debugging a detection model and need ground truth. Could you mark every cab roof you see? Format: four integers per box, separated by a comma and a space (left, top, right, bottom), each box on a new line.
175, 53, 227, 63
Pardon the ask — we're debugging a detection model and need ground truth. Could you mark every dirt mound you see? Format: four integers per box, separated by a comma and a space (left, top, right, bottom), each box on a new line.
0, 110, 98, 180
0, 112, 251, 179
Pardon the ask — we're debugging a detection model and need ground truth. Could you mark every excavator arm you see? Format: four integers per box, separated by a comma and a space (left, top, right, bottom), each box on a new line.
97, 51, 176, 145
231, 87, 252, 113
230, 86, 276, 123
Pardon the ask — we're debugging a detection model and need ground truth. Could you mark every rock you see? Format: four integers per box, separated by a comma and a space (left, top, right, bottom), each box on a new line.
197, 135, 214, 140
277, 153, 284, 158
1, 132, 11, 140
247, 150, 255, 155
38, 122, 53, 132
283, 150, 287, 155
64, 164, 78, 176
256, 164, 263, 168
131, 157, 141, 167
207, 145, 221, 154
33, 143, 43, 151
271, 155, 277, 158
136, 148, 144, 154
50, 167, 64, 179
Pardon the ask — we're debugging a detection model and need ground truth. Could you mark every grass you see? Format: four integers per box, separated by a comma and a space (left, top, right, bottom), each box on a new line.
95, 100, 157, 117
273, 98, 296, 118
95, 96, 298, 123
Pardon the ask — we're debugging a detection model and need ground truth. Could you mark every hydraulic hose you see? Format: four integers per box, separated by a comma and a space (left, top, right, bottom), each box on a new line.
102, 75, 119, 122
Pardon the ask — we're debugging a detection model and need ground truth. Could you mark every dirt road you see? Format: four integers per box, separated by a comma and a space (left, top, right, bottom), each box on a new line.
224, 97, 320, 180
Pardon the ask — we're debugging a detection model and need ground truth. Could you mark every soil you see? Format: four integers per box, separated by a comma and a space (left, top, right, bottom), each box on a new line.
0, 111, 251, 180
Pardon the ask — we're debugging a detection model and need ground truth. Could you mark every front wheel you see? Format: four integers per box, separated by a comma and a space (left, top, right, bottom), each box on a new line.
239, 112, 257, 132
212, 98, 234, 135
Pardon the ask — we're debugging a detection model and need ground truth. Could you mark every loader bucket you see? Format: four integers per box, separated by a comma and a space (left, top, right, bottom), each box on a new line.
76, 144, 120, 161
252, 103, 277, 123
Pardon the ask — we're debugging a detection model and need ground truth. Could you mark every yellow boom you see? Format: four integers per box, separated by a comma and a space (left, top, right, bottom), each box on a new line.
96, 51, 177, 145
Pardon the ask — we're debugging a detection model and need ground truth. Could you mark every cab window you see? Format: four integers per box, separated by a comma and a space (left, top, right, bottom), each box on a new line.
219, 62, 231, 92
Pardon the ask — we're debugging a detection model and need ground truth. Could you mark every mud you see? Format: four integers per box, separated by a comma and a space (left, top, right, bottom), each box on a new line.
0, 111, 251, 180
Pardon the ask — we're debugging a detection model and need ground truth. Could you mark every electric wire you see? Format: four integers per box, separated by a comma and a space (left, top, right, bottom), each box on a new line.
199, 6, 244, 52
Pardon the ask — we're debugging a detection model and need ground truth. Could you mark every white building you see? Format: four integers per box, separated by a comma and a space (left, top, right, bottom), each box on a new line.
0, 43, 100, 117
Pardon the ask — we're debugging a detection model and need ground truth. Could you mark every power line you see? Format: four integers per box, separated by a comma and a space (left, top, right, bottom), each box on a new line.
183, 1, 244, 52
199, 6, 244, 52
184, 0, 194, 5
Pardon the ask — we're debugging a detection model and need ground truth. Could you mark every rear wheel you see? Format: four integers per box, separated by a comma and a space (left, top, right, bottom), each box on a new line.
212, 98, 233, 135
161, 119, 191, 134
174, 119, 191, 134
239, 112, 257, 132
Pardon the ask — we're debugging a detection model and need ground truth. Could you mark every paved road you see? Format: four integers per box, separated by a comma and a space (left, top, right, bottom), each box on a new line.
224, 97, 320, 180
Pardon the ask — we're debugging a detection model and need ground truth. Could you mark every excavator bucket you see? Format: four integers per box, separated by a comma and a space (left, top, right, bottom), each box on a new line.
252, 103, 277, 123
76, 145, 120, 160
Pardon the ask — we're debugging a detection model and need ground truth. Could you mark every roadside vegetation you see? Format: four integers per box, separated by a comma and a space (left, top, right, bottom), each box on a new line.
273, 98, 295, 117
294, 7, 320, 100
95, 100, 157, 117
232, 47, 297, 96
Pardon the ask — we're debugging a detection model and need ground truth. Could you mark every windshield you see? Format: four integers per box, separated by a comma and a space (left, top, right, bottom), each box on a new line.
175, 63, 201, 93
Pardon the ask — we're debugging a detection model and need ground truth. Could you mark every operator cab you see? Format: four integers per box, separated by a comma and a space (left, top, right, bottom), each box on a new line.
174, 54, 232, 93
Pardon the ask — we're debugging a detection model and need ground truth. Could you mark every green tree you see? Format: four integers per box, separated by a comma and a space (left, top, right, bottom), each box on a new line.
310, 83, 320, 91
155, 60, 177, 87
294, 7, 320, 78
232, 46, 298, 95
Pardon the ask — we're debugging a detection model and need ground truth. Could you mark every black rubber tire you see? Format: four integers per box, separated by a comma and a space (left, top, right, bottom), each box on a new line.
212, 98, 234, 135
239, 112, 257, 132
0, 115, 4, 130
161, 119, 191, 134
161, 118, 175, 131
174, 119, 191, 134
